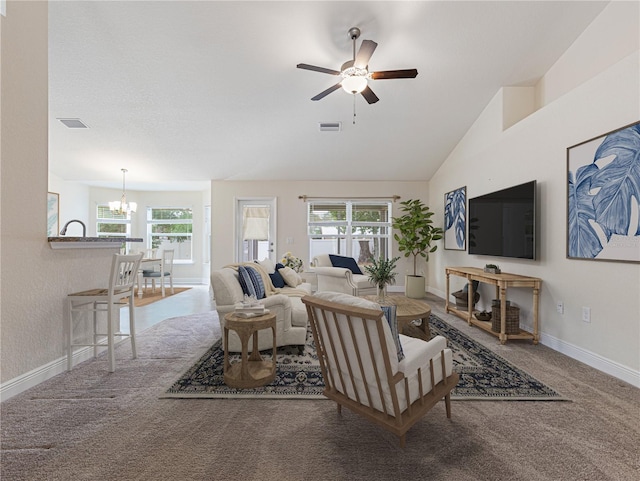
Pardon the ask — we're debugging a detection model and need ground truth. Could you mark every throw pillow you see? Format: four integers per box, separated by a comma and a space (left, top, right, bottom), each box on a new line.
256, 258, 275, 274
269, 269, 286, 289
380, 305, 405, 362
237, 265, 266, 299
329, 254, 363, 275
279, 266, 302, 287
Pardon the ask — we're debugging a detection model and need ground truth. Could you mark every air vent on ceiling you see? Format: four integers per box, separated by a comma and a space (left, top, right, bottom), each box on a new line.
318, 122, 341, 132
58, 118, 89, 129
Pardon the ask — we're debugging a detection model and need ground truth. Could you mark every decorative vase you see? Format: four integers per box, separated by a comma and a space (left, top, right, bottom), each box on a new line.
376, 285, 387, 303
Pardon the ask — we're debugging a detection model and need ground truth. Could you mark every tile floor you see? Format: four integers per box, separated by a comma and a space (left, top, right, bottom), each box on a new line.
119, 284, 214, 332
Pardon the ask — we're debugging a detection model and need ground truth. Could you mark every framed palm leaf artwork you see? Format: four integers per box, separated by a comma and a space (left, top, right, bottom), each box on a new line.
567, 121, 640, 263
444, 186, 466, 251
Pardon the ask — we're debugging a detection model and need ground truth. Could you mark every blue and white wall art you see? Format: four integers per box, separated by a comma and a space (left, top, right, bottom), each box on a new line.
444, 186, 466, 251
567, 121, 640, 263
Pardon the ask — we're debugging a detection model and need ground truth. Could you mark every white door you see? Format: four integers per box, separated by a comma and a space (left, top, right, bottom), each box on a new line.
235, 198, 277, 264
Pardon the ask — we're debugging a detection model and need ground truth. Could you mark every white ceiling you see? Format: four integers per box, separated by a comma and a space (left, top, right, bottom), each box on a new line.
48, 0, 608, 191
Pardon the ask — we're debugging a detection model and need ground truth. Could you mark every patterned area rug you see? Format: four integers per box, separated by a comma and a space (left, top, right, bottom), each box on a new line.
164, 314, 566, 400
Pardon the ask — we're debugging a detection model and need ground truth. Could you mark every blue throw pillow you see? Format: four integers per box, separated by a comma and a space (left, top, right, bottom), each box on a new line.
329, 254, 363, 275
269, 269, 286, 288
381, 305, 404, 362
238, 265, 266, 299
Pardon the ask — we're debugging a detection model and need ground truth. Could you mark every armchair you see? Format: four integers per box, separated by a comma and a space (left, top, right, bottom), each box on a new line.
312, 254, 376, 296
302, 291, 459, 447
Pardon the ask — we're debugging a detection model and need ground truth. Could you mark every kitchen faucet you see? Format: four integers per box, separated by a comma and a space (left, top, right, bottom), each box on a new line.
60, 219, 87, 237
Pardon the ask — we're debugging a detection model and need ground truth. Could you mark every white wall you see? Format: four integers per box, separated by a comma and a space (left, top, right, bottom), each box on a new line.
429, 2, 640, 385
1, 3, 212, 398
211, 180, 430, 279
1, 1, 116, 392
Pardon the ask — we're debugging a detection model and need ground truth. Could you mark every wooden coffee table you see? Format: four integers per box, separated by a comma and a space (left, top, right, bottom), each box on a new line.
223, 311, 277, 389
363, 295, 432, 341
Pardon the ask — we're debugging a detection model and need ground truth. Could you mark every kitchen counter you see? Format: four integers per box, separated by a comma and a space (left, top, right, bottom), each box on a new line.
48, 237, 143, 249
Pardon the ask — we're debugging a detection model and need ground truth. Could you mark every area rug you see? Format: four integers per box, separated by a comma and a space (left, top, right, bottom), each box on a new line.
129, 287, 191, 307
164, 314, 565, 401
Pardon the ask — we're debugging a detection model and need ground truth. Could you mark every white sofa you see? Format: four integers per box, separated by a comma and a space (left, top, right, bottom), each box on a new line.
211, 264, 311, 353
312, 254, 376, 296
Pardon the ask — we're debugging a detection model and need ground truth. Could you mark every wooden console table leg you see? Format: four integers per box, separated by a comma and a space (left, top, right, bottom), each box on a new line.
445, 271, 450, 313
466, 275, 473, 325
499, 286, 507, 344
533, 285, 540, 345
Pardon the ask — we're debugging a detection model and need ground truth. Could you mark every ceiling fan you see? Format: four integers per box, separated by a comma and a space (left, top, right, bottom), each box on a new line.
297, 27, 418, 104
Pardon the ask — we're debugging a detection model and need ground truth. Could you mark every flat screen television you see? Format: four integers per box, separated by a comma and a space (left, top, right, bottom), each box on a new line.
468, 180, 537, 260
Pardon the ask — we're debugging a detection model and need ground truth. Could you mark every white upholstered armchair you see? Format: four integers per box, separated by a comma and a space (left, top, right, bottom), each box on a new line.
312, 254, 376, 296
302, 291, 459, 447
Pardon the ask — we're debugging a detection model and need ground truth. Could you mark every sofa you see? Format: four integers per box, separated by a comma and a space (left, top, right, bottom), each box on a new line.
211, 262, 311, 353
312, 253, 376, 296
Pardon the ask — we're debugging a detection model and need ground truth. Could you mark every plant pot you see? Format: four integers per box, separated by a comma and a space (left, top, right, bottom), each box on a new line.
405, 275, 425, 299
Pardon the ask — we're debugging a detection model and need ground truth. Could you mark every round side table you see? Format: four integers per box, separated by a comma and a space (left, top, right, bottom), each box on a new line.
363, 295, 432, 341
223, 311, 277, 389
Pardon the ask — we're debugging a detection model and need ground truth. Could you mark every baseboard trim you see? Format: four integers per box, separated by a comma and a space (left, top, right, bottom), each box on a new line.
1, 346, 99, 402
539, 332, 640, 388
427, 286, 639, 388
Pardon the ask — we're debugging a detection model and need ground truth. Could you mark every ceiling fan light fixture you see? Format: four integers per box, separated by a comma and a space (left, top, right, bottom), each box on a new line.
341, 75, 368, 94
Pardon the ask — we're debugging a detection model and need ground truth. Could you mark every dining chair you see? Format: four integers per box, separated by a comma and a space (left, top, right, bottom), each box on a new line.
67, 252, 144, 372
142, 249, 175, 297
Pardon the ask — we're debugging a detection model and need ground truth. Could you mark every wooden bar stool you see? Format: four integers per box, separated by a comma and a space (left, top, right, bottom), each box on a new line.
67, 253, 143, 372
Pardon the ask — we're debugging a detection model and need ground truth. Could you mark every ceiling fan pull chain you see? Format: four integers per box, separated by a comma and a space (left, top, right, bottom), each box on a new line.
353, 94, 357, 125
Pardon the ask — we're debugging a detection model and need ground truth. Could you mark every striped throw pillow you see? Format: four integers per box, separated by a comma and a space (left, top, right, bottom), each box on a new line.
381, 305, 404, 361
238, 265, 266, 299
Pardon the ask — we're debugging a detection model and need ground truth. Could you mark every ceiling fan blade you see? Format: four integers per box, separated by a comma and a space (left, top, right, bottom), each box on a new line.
354, 40, 378, 69
297, 63, 341, 76
360, 85, 379, 104
311, 83, 342, 101
370, 69, 418, 80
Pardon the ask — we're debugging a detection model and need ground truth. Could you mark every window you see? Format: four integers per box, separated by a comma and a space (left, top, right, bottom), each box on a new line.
97, 204, 131, 238
147, 207, 193, 262
308, 201, 392, 265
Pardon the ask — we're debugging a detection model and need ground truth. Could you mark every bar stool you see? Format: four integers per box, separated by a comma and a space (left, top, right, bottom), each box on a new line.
67, 253, 143, 372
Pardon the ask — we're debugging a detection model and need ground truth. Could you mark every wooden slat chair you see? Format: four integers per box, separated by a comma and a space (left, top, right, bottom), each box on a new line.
302, 291, 459, 447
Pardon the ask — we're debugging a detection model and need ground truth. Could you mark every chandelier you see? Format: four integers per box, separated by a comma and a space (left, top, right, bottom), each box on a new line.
109, 168, 137, 215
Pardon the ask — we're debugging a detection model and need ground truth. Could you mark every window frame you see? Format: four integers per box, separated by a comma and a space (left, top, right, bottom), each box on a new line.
96, 204, 132, 239
307, 200, 392, 265
146, 206, 194, 264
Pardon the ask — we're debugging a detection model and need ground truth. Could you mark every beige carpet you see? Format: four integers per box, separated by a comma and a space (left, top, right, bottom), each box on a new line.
1, 297, 638, 481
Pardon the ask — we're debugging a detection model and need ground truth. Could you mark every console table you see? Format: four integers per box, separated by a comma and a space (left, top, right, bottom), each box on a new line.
445, 267, 541, 344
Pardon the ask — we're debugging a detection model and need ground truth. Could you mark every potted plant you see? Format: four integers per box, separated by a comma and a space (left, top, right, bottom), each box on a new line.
392, 199, 443, 298
484, 264, 501, 274
364, 256, 400, 302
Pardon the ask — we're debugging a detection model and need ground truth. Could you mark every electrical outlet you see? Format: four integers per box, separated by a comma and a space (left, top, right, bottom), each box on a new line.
556, 301, 564, 314
582, 307, 591, 323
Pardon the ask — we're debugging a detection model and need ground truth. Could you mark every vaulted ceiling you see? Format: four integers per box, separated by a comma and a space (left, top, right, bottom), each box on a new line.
48, 1, 607, 191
